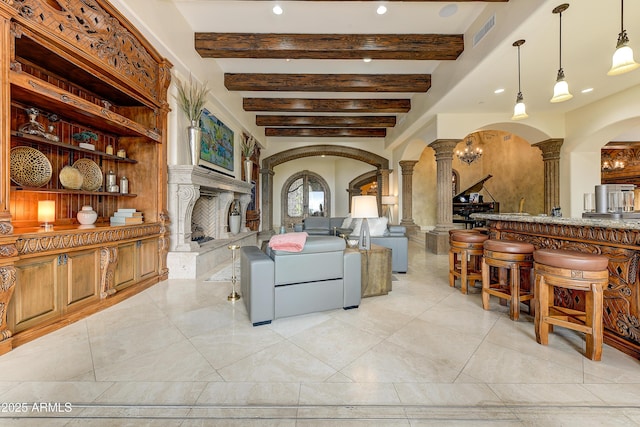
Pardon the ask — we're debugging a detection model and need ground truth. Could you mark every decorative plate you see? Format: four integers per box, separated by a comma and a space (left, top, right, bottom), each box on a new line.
59, 165, 84, 190
10, 146, 52, 187
72, 158, 103, 191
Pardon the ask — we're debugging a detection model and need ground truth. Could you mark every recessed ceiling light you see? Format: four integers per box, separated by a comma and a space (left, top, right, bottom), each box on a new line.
494, 88, 505, 94
285, 58, 291, 62
439, 4, 458, 18
363, 57, 372, 63
377, 5, 387, 15
272, 4, 283, 15
581, 88, 594, 93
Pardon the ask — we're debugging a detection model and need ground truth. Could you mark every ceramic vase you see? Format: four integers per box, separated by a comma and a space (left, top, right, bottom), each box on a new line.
229, 214, 241, 235
77, 205, 98, 225
188, 120, 202, 166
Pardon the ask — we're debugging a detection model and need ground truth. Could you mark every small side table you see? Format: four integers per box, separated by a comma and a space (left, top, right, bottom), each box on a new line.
359, 243, 392, 297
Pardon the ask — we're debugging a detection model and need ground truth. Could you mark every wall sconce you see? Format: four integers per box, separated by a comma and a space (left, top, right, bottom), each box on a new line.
351, 195, 379, 250
38, 200, 55, 231
511, 39, 528, 120
608, 0, 640, 76
550, 4, 573, 103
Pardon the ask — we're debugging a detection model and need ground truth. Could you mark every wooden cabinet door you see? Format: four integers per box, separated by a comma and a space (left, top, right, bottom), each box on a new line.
65, 249, 100, 310
115, 242, 137, 290
138, 238, 158, 281
10, 254, 61, 333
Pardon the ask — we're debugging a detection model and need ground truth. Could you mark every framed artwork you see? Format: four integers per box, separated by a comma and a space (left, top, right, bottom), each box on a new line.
198, 109, 234, 175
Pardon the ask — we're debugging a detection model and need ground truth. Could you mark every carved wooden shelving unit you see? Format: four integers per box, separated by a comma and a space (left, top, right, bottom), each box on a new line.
0, 0, 172, 354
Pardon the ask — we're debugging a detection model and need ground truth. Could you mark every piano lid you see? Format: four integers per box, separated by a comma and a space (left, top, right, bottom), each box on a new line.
453, 174, 494, 201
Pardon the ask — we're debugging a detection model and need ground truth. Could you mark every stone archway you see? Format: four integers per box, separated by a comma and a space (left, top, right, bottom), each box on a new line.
261, 145, 390, 235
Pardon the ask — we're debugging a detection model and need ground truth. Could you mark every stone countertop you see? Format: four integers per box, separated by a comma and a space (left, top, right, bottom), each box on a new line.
471, 213, 640, 231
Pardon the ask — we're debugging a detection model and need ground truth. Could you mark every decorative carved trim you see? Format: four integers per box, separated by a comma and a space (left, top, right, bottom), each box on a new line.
15, 224, 162, 255
0, 244, 18, 258
99, 246, 117, 299
10, 0, 159, 100
0, 222, 13, 235
158, 236, 168, 276
0, 266, 16, 340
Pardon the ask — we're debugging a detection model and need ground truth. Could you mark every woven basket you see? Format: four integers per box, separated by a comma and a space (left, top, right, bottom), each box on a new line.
59, 166, 84, 190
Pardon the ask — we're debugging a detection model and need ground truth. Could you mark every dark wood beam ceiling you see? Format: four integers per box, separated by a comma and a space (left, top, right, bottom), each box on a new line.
225, 74, 430, 93
243, 98, 411, 113
265, 128, 387, 138
196, 33, 463, 60
256, 115, 396, 128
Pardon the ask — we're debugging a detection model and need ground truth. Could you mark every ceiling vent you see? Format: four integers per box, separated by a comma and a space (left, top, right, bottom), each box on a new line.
473, 14, 495, 47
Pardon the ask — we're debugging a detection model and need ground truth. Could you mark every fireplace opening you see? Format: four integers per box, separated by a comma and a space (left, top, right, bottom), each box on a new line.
191, 194, 218, 244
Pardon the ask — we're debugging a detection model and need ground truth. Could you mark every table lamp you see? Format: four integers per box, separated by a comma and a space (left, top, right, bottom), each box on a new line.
351, 195, 379, 250
38, 200, 55, 231
381, 195, 398, 224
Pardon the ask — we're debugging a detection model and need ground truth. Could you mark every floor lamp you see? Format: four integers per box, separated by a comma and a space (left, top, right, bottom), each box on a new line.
381, 195, 398, 224
352, 195, 379, 250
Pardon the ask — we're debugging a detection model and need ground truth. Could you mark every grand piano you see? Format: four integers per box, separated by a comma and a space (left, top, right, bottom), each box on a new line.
453, 174, 499, 228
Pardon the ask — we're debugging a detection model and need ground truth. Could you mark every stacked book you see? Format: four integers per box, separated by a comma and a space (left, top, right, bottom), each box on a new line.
110, 208, 143, 225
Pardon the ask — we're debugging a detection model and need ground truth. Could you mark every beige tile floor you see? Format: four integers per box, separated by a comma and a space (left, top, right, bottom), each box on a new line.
1, 241, 640, 425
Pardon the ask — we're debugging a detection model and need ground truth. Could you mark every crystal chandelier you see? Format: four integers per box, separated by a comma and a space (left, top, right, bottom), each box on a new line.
456, 138, 482, 165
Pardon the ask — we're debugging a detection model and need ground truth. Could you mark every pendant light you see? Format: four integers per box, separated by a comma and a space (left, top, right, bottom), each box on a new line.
550, 4, 573, 103
608, 0, 640, 76
511, 39, 528, 121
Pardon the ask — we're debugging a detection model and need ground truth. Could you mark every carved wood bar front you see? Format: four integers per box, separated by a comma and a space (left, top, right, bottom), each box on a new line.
474, 213, 640, 359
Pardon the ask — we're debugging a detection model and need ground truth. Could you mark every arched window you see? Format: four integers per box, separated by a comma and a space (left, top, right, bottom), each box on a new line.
281, 170, 330, 228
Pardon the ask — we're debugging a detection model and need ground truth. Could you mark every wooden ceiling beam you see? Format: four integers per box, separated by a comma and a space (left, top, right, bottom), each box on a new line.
196, 33, 463, 60
243, 98, 411, 113
256, 115, 396, 128
265, 128, 387, 138
226, 73, 430, 92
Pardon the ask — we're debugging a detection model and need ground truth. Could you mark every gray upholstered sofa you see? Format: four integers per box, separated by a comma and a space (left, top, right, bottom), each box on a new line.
240, 236, 361, 326
294, 216, 408, 273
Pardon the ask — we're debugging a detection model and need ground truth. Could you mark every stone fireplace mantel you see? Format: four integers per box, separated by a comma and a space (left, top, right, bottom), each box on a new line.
167, 165, 257, 279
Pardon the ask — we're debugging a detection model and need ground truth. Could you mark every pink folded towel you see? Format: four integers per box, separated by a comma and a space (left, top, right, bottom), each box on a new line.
269, 232, 308, 252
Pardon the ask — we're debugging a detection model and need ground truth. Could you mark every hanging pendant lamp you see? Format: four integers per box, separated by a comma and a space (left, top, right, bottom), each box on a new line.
550, 4, 573, 103
608, 0, 640, 76
511, 39, 528, 120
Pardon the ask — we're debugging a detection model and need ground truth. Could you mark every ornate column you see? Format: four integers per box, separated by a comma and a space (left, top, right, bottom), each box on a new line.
260, 167, 275, 236
426, 139, 459, 254
0, 15, 13, 229
399, 160, 419, 234
533, 138, 563, 214
0, 231, 17, 355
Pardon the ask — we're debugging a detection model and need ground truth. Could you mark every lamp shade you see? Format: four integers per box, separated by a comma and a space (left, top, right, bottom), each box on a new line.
351, 195, 379, 218
608, 44, 640, 76
38, 200, 55, 223
381, 195, 398, 205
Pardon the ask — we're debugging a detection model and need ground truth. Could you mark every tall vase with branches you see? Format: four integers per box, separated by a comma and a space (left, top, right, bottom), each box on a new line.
241, 135, 256, 183
175, 77, 209, 166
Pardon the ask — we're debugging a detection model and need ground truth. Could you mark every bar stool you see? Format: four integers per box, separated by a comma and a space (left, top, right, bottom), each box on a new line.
533, 249, 609, 361
449, 231, 488, 294
481, 239, 535, 321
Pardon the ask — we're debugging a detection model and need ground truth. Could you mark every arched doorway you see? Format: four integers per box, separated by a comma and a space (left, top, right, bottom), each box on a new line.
281, 170, 330, 228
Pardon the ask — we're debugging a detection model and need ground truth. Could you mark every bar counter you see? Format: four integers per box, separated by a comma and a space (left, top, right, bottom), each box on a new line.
473, 213, 640, 359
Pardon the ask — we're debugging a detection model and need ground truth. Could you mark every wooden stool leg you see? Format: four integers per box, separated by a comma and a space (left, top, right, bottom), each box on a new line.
585, 282, 604, 361
535, 273, 550, 345
449, 249, 455, 288
510, 264, 521, 321
461, 251, 469, 295
481, 258, 490, 310
528, 268, 535, 317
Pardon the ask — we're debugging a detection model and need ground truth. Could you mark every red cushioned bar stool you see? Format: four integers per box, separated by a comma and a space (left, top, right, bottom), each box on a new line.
481, 239, 535, 321
449, 230, 488, 294
533, 249, 609, 361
